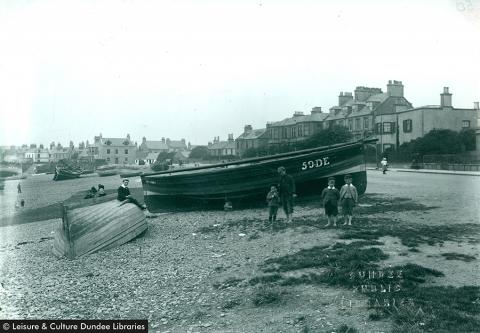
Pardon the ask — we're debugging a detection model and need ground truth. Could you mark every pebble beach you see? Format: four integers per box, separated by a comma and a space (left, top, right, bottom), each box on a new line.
1, 171, 479, 332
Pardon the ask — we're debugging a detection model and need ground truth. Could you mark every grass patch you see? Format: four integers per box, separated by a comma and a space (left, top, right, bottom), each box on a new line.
249, 274, 283, 286
340, 223, 480, 248
222, 298, 242, 310
252, 286, 284, 306
212, 277, 244, 289
441, 252, 476, 262
337, 325, 359, 333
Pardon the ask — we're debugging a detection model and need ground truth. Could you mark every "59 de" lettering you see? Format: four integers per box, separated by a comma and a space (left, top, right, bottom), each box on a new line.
301, 157, 330, 170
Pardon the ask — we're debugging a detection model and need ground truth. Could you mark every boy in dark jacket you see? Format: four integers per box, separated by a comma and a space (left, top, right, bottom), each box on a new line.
118, 179, 147, 210
266, 185, 280, 223
321, 177, 340, 227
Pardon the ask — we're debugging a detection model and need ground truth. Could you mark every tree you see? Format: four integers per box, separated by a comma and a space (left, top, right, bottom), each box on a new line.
459, 128, 475, 151
156, 151, 176, 163
300, 125, 353, 149
189, 146, 209, 159
414, 129, 461, 155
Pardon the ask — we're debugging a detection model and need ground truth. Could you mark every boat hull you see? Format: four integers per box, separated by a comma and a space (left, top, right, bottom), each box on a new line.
53, 167, 82, 181
142, 141, 368, 211
53, 195, 147, 259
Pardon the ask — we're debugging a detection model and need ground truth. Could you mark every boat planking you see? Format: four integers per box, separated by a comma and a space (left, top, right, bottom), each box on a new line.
141, 139, 375, 211
52, 193, 147, 259
53, 166, 82, 181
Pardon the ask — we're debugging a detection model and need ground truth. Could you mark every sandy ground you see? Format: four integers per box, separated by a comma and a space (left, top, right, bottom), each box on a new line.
0, 170, 479, 332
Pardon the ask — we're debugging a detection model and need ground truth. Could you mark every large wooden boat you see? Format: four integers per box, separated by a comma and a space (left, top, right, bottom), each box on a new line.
141, 139, 375, 211
96, 165, 118, 177
53, 166, 82, 181
52, 193, 148, 259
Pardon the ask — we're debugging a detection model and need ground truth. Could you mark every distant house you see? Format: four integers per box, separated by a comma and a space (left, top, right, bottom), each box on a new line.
25, 148, 50, 163
166, 138, 188, 152
235, 125, 268, 157
145, 152, 158, 165
87, 133, 137, 164
139, 137, 169, 154
396, 89, 479, 146
207, 135, 236, 158
267, 107, 329, 146
135, 150, 149, 165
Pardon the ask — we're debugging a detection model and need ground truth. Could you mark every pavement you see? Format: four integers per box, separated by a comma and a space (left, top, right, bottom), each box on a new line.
367, 167, 480, 176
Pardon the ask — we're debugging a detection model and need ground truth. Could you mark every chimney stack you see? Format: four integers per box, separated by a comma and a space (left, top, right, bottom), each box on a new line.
161, 137, 165, 143
387, 80, 404, 97
440, 87, 452, 108
293, 111, 304, 117
228, 134, 234, 142
339, 92, 353, 106
244, 125, 253, 133
311, 107, 322, 114
474, 102, 479, 110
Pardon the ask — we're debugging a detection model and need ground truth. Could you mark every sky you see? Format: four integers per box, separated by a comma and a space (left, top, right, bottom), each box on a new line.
0, 0, 479, 147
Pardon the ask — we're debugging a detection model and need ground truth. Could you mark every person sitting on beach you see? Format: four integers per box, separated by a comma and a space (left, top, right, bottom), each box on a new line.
339, 174, 358, 226
117, 179, 147, 210
97, 184, 106, 196
321, 177, 340, 227
84, 186, 97, 199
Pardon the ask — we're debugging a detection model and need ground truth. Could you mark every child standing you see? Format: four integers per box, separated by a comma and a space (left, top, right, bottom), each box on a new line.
266, 185, 280, 223
321, 177, 340, 227
339, 174, 358, 226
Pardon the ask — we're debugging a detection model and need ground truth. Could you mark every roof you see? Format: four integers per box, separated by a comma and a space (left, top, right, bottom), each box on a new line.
208, 140, 236, 150
144, 141, 169, 150
396, 105, 478, 114
366, 93, 389, 103
236, 128, 267, 140
269, 112, 329, 127
98, 137, 136, 147
136, 150, 148, 159
374, 96, 413, 115
168, 140, 187, 149
326, 109, 350, 121
348, 105, 374, 117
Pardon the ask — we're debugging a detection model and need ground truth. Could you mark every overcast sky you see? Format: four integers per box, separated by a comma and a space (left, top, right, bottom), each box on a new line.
0, 0, 479, 147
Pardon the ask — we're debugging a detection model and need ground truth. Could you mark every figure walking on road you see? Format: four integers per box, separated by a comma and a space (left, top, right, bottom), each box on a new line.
381, 157, 388, 174
277, 166, 296, 222
17, 182, 22, 193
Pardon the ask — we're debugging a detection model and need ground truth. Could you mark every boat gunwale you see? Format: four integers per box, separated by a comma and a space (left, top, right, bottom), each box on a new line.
142, 138, 376, 178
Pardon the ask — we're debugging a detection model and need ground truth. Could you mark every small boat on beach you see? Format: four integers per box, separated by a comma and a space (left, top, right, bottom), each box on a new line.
53, 166, 82, 181
119, 171, 143, 178
141, 139, 375, 211
96, 165, 118, 177
53, 193, 147, 259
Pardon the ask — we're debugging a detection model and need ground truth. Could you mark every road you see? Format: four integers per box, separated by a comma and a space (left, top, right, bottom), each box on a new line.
366, 169, 480, 225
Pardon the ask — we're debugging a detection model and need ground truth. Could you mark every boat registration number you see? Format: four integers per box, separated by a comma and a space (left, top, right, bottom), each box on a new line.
301, 157, 330, 170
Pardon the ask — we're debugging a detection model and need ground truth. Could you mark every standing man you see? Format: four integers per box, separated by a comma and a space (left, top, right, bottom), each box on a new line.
117, 179, 147, 210
277, 166, 296, 222
17, 183, 22, 193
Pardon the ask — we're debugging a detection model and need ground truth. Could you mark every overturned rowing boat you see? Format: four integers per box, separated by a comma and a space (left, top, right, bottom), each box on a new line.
53, 193, 147, 259
141, 139, 375, 212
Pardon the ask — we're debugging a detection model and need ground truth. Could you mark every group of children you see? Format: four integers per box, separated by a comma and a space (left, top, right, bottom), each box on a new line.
84, 184, 106, 199
266, 174, 358, 226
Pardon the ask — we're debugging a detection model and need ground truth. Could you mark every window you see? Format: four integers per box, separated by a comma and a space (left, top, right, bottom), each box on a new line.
298, 125, 303, 137
364, 117, 370, 129
375, 123, 382, 134
125, 149, 128, 154
348, 119, 353, 131
304, 124, 310, 136
403, 119, 412, 133
338, 120, 344, 127
355, 118, 361, 130
383, 122, 395, 134
107, 149, 110, 154
107, 157, 110, 161
125, 157, 128, 162
462, 120, 470, 128
383, 144, 395, 152
115, 149, 118, 154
